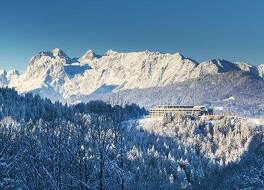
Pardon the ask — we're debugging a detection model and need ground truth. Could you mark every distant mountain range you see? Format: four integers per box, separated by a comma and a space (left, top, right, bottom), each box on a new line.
74, 71, 264, 116
1, 48, 264, 116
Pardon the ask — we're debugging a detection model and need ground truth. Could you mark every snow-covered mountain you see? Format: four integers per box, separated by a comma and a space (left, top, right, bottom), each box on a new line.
3, 48, 264, 102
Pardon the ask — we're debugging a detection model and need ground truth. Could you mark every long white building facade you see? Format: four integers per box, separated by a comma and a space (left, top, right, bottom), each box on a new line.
149, 105, 213, 117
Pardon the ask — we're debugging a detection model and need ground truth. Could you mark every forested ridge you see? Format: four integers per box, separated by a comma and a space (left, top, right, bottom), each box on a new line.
0, 88, 145, 122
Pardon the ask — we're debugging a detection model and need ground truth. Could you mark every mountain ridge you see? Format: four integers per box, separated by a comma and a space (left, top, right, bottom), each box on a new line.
1, 48, 264, 103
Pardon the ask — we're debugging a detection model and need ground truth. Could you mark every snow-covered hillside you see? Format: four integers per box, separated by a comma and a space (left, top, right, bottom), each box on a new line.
3, 48, 264, 102
69, 71, 264, 117
0, 87, 263, 189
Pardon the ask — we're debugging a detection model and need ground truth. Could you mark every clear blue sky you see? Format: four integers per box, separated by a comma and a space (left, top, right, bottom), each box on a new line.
0, 0, 263, 71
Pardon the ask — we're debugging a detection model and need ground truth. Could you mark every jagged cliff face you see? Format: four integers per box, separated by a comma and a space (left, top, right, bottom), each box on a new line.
2, 48, 264, 101
61, 50, 202, 98
11, 49, 68, 91
7, 49, 70, 100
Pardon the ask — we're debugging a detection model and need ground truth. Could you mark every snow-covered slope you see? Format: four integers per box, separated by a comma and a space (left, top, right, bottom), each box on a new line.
0, 69, 19, 87
69, 71, 264, 116
4, 48, 264, 101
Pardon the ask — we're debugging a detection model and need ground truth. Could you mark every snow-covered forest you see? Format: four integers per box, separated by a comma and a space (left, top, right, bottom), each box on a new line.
0, 88, 263, 189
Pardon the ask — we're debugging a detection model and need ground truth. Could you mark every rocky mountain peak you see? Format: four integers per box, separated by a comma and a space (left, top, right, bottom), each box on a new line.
174, 52, 185, 60
79, 50, 100, 63
28, 48, 70, 67
106, 49, 118, 56
51, 48, 69, 59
